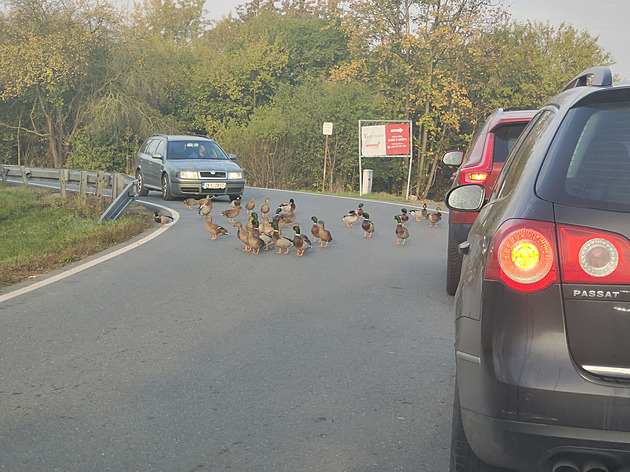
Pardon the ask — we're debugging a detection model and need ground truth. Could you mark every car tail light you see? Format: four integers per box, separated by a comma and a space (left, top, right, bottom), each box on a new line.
485, 219, 558, 292
558, 225, 630, 284
462, 134, 494, 184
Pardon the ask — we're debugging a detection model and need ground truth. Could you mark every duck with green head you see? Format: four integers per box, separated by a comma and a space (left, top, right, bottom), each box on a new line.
361, 212, 375, 238
394, 215, 409, 245
292, 224, 312, 256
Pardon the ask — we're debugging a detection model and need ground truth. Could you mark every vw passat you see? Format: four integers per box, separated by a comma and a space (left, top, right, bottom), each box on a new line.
447, 67, 630, 472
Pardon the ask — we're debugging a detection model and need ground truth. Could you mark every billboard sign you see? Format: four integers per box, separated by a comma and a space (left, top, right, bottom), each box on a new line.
361, 123, 410, 157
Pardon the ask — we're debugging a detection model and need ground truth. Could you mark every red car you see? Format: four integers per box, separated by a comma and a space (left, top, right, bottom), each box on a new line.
442, 108, 537, 295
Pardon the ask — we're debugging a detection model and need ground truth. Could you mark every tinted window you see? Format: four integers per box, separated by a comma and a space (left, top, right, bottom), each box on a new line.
537, 102, 630, 211
492, 123, 529, 163
145, 139, 160, 155
495, 111, 554, 199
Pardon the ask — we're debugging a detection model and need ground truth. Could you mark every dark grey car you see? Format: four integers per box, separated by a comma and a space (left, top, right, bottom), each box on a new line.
447, 67, 630, 472
134, 134, 244, 201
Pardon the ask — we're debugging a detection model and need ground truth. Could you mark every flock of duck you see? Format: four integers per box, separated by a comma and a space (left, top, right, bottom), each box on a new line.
153, 195, 442, 256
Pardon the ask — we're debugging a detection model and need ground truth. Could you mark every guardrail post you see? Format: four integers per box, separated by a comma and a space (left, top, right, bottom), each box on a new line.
59, 169, 69, 199
20, 166, 29, 187
0, 165, 6, 187
112, 173, 124, 199
79, 170, 88, 198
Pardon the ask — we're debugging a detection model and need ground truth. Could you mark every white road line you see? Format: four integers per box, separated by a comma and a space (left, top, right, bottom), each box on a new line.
0, 201, 179, 304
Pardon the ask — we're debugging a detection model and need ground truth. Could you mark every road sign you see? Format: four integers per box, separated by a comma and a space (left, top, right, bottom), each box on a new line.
323, 122, 333, 135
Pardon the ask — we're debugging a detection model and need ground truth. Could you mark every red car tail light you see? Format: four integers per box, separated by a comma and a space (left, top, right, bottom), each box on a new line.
485, 220, 558, 292
462, 134, 494, 184
558, 225, 630, 284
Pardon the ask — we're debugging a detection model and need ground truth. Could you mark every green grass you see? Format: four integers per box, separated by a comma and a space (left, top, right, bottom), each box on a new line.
0, 186, 154, 288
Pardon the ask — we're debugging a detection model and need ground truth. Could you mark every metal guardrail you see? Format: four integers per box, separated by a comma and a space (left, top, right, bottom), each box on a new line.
0, 164, 138, 222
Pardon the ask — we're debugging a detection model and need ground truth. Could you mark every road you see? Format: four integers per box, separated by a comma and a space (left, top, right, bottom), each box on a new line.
0, 187, 455, 472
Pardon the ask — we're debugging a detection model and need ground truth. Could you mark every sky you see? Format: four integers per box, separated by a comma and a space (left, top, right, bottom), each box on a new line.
204, 0, 629, 80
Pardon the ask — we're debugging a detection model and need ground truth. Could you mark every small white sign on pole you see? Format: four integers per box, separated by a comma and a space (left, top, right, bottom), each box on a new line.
323, 122, 333, 136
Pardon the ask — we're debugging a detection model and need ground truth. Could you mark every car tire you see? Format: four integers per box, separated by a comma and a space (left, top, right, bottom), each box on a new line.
135, 170, 149, 196
450, 385, 507, 472
161, 174, 173, 201
446, 228, 463, 295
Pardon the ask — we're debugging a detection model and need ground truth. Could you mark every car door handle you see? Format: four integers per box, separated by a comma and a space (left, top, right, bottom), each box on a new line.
458, 241, 470, 255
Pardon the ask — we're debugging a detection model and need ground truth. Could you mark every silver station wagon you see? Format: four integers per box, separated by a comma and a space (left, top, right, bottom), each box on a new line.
134, 134, 244, 201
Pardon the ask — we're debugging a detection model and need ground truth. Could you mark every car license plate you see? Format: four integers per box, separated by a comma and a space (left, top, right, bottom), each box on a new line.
202, 182, 226, 189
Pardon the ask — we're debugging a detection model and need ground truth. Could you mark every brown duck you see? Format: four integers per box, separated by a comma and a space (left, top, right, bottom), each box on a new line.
204, 215, 229, 240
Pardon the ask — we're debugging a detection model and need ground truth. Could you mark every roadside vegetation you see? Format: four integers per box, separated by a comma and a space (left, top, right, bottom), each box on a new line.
0, 187, 154, 289
0, 0, 614, 201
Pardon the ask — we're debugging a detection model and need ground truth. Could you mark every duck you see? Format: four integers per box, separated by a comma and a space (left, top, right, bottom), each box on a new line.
260, 214, 274, 234
245, 196, 256, 214
198, 200, 212, 217
232, 221, 251, 251
204, 215, 229, 240
394, 215, 409, 245
428, 207, 442, 228
221, 205, 241, 222
271, 220, 294, 254
292, 224, 312, 256
310, 216, 321, 243
342, 210, 360, 227
409, 203, 428, 222
153, 211, 173, 228
317, 220, 333, 248
399, 208, 409, 225
197, 195, 211, 208
247, 222, 264, 255
254, 220, 273, 251
260, 198, 271, 216
356, 202, 365, 218
274, 207, 296, 227
245, 212, 259, 233
182, 198, 199, 210
278, 198, 296, 213
361, 212, 375, 238
230, 197, 241, 209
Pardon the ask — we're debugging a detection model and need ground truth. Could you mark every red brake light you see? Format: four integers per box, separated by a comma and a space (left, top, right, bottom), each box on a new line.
558, 225, 630, 284
464, 171, 488, 183
485, 220, 558, 292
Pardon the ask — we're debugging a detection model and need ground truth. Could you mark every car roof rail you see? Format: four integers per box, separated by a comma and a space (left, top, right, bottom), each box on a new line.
563, 66, 613, 91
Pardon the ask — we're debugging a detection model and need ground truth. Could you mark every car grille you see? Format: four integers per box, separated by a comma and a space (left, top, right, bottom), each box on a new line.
199, 171, 227, 179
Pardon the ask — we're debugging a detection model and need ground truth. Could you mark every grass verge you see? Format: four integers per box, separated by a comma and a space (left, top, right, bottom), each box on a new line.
0, 186, 154, 289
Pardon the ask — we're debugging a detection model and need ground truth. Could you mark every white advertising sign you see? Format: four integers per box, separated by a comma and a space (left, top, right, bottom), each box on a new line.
361, 125, 386, 157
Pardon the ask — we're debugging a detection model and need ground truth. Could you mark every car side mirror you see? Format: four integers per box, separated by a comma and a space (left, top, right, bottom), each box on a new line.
442, 150, 463, 166
445, 184, 485, 211
228, 154, 237, 160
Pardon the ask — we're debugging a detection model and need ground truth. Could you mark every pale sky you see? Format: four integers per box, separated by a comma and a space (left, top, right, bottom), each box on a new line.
204, 0, 629, 80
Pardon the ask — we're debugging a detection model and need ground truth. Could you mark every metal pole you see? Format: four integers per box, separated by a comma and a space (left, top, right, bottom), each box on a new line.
358, 120, 363, 196
322, 135, 328, 193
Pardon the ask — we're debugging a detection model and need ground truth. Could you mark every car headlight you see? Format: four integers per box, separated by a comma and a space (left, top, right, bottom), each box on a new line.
228, 172, 243, 179
178, 171, 199, 179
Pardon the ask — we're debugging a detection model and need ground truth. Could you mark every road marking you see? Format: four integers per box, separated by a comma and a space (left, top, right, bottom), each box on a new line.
0, 202, 179, 304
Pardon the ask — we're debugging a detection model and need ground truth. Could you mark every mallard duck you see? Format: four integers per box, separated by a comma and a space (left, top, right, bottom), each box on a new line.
154, 211, 173, 228
356, 202, 365, 218
274, 207, 296, 227
278, 198, 296, 213
182, 198, 199, 210
394, 215, 409, 245
428, 207, 442, 228
221, 205, 241, 222
260, 198, 271, 216
245, 212, 259, 233
361, 212, 375, 238
198, 201, 212, 217
245, 196, 256, 214
204, 215, 229, 240
317, 220, 333, 248
254, 220, 273, 251
342, 210, 360, 227
197, 195, 211, 208
232, 221, 251, 251
292, 224, 312, 256
310, 216, 321, 243
399, 208, 409, 225
260, 215, 274, 234
247, 222, 264, 255
271, 220, 293, 254
409, 203, 428, 222
230, 197, 241, 209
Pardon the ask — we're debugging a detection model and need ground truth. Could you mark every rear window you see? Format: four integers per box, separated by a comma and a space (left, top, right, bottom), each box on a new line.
492, 123, 529, 163
537, 102, 630, 212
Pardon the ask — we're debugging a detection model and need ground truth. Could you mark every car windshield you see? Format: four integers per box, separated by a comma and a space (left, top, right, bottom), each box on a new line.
537, 101, 630, 212
166, 141, 229, 160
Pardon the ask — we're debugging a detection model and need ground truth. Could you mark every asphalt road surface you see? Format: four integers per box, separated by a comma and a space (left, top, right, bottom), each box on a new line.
0, 187, 455, 472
